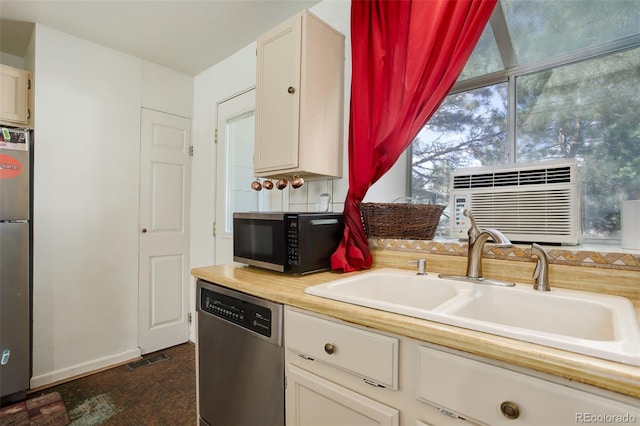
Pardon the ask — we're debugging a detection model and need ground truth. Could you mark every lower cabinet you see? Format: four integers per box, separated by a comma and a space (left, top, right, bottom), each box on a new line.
284, 307, 465, 426
417, 345, 640, 425
286, 364, 399, 426
285, 307, 640, 426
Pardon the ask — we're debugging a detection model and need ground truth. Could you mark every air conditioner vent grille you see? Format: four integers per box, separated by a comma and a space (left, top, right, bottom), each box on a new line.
453, 166, 572, 189
471, 189, 574, 236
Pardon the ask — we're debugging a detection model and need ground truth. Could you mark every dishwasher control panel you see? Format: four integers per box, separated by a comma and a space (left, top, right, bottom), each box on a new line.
200, 287, 273, 338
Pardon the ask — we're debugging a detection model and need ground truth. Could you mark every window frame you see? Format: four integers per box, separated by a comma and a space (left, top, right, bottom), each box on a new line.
407, 20, 640, 243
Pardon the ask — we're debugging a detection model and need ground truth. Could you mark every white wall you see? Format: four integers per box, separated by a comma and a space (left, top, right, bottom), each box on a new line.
364, 151, 409, 203
31, 24, 142, 387
142, 60, 193, 117
0, 51, 25, 68
24, 29, 35, 73
190, 44, 257, 270
30, 25, 194, 388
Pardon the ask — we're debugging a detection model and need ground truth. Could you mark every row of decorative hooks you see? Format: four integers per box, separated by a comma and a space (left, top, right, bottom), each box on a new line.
251, 175, 304, 191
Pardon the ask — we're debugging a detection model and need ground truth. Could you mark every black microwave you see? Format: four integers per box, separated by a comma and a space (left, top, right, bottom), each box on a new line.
233, 212, 344, 275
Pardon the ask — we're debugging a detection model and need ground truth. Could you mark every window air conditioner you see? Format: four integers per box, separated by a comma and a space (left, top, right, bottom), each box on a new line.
449, 159, 581, 245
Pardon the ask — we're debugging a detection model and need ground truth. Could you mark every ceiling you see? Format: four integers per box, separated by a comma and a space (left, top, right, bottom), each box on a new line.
0, 0, 321, 75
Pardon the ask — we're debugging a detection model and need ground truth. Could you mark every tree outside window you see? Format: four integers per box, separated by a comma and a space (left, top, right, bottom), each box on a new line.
409, 0, 640, 242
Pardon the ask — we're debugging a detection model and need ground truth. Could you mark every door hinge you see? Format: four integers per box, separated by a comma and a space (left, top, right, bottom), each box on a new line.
27, 79, 32, 90
213, 221, 216, 237
188, 312, 192, 324
189, 146, 194, 156
214, 129, 218, 144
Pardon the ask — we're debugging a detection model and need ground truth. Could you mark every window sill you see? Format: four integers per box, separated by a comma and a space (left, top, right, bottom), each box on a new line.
368, 238, 640, 271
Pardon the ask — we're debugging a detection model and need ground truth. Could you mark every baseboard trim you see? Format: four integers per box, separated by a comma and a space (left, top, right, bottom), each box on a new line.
29, 348, 142, 391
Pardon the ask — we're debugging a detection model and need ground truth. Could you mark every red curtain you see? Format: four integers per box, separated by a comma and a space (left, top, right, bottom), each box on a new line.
331, 0, 497, 272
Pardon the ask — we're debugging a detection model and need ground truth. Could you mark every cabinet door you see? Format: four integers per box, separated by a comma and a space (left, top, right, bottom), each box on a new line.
287, 364, 399, 426
417, 346, 640, 425
254, 14, 301, 173
0, 65, 29, 125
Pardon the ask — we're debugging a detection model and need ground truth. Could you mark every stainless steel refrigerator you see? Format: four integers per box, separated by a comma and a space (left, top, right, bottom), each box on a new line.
0, 127, 31, 400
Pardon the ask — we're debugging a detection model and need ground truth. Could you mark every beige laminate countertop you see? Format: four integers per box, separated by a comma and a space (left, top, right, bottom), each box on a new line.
191, 264, 640, 400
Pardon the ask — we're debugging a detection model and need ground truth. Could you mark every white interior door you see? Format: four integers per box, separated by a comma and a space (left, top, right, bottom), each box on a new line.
139, 108, 191, 354
215, 89, 266, 265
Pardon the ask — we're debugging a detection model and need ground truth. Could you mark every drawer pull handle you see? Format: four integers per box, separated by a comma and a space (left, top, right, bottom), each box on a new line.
324, 343, 335, 355
500, 401, 520, 419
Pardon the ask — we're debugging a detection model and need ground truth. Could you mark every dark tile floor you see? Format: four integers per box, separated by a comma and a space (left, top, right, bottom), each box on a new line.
29, 343, 197, 425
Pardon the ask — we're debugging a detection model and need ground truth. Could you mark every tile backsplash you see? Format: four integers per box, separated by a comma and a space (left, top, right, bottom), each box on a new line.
269, 178, 345, 213
370, 238, 640, 271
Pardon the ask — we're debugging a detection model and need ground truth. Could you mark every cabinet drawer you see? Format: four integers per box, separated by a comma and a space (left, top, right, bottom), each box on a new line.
417, 345, 640, 425
285, 309, 398, 389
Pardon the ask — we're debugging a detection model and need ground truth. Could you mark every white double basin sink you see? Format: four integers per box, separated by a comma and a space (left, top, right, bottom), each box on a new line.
304, 268, 640, 365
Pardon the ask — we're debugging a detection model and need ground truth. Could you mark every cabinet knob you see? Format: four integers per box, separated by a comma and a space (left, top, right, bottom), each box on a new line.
142, 228, 148, 233
324, 343, 335, 355
287, 86, 296, 94
500, 401, 520, 419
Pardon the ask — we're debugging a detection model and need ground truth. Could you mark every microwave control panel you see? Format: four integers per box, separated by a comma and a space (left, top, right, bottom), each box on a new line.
286, 216, 299, 265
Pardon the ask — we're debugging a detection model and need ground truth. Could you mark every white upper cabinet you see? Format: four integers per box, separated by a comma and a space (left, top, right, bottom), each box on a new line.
254, 10, 345, 180
0, 64, 33, 128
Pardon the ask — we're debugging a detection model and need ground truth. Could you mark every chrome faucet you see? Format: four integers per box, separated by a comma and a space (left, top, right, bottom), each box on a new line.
466, 227, 514, 279
440, 209, 515, 286
530, 243, 550, 291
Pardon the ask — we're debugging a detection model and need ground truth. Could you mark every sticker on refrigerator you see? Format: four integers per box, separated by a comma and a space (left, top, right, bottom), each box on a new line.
0, 128, 28, 151
0, 154, 23, 179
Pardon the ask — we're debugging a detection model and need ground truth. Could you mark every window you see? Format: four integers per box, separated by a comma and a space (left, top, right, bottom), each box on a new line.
409, 0, 640, 242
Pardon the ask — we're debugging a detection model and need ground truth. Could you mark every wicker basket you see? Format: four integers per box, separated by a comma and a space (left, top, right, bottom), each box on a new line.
359, 202, 445, 240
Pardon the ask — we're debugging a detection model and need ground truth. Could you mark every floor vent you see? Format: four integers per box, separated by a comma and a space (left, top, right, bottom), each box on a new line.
126, 353, 169, 371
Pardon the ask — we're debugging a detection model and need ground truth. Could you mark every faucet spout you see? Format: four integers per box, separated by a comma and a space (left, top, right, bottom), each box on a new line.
463, 209, 481, 244
439, 210, 515, 287
465, 228, 513, 279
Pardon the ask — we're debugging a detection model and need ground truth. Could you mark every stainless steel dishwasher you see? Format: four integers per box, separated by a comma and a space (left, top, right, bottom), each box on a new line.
196, 279, 284, 426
